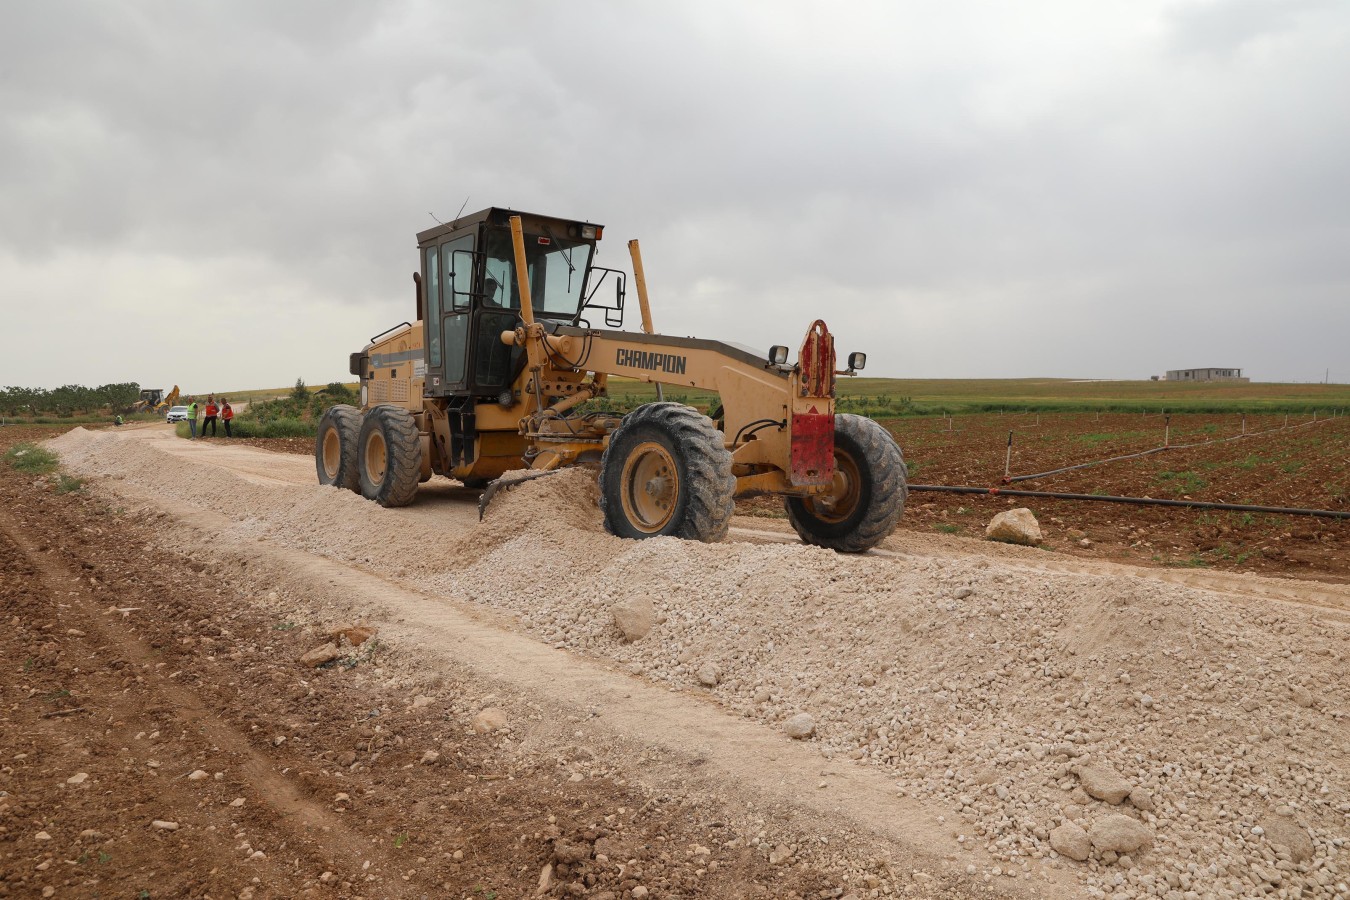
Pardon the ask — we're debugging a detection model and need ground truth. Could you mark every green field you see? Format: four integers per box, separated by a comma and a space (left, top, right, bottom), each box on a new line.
601, 376, 1350, 416
215, 377, 1350, 419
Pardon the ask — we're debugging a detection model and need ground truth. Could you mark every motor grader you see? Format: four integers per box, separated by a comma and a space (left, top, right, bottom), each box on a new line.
316, 207, 906, 551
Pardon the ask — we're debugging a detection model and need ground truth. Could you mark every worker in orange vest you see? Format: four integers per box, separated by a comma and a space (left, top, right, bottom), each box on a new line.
221, 399, 234, 438
203, 396, 219, 437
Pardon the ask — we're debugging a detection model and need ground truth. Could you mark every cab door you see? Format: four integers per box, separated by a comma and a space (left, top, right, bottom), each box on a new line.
424, 232, 475, 395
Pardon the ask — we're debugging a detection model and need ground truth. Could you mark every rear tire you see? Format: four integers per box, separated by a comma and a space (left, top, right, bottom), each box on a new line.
315, 405, 361, 492
785, 414, 906, 552
357, 406, 422, 507
600, 402, 735, 542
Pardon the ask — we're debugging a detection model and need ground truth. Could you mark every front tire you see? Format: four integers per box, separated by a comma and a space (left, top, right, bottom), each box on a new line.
600, 402, 735, 542
785, 414, 907, 552
316, 405, 362, 492
357, 406, 422, 507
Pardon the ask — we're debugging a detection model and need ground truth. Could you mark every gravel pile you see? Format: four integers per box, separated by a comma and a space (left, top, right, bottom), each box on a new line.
52, 429, 1350, 898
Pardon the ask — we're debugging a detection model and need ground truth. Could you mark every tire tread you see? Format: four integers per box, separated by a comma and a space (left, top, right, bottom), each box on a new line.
600, 402, 735, 542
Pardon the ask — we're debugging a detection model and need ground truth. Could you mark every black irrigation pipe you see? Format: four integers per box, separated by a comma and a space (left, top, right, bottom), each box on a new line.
907, 485, 1350, 521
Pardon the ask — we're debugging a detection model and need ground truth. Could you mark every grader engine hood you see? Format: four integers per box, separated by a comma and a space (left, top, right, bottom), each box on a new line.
788, 321, 837, 486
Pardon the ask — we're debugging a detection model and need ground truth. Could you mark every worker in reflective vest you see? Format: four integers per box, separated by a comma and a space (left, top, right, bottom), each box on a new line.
187, 400, 199, 439
203, 397, 219, 437
221, 400, 234, 438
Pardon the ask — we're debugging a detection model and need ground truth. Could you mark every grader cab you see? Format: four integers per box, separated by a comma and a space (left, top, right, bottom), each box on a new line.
316, 207, 906, 551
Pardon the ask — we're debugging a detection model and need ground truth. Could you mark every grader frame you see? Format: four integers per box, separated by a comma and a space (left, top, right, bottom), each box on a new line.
317, 207, 906, 551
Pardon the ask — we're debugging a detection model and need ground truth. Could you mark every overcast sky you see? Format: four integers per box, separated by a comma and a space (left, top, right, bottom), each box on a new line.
3, 0, 1347, 392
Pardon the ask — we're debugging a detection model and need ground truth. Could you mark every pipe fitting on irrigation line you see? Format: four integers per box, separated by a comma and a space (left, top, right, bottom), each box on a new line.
907, 484, 1350, 521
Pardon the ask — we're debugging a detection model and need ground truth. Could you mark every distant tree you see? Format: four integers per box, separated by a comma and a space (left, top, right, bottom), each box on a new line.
290, 378, 308, 404
318, 381, 358, 405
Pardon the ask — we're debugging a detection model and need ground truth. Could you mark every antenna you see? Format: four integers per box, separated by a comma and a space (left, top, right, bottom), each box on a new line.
454, 196, 471, 220
428, 211, 444, 225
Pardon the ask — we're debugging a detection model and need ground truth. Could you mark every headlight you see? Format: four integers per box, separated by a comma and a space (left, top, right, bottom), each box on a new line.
848, 352, 867, 371
768, 345, 789, 366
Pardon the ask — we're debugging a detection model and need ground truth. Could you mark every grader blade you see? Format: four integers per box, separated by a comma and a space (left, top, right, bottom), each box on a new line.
477, 469, 564, 520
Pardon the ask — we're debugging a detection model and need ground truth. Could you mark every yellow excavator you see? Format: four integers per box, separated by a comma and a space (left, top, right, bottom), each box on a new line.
315, 208, 906, 551
130, 385, 179, 414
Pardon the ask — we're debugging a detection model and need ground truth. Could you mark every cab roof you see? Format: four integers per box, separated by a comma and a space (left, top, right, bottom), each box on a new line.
416, 207, 603, 248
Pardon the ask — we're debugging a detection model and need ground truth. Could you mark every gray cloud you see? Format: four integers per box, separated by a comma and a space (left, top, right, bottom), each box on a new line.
2, 0, 1347, 390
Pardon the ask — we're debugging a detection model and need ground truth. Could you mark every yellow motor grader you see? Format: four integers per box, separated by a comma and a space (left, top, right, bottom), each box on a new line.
316, 207, 906, 551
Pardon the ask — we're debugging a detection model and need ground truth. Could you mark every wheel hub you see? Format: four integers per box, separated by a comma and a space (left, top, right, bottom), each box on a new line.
322, 429, 342, 479
364, 431, 387, 486
808, 448, 860, 523
620, 442, 679, 533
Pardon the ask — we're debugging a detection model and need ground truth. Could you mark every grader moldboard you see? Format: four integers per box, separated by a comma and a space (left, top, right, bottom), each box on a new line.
316, 207, 907, 551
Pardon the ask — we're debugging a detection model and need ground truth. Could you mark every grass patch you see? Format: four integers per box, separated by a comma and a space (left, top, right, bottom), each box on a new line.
933, 522, 961, 534
4, 442, 59, 474
176, 418, 314, 439
1075, 432, 1119, 445
55, 474, 83, 493
1155, 470, 1208, 495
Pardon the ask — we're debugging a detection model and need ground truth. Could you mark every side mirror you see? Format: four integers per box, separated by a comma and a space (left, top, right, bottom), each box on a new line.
847, 351, 866, 372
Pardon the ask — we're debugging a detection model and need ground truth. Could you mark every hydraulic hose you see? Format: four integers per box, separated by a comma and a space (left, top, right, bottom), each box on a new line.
907, 485, 1350, 521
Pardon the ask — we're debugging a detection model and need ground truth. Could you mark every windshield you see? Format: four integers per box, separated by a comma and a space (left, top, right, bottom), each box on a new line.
169, 406, 188, 413
482, 227, 594, 319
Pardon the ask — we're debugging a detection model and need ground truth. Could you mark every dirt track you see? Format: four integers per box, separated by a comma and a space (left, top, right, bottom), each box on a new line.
8, 423, 1350, 898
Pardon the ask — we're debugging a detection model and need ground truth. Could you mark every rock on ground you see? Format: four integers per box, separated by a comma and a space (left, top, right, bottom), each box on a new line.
1260, 817, 1314, 863
783, 713, 815, 739
1089, 814, 1152, 854
299, 643, 341, 667
472, 707, 508, 733
985, 508, 1042, 545
1074, 762, 1132, 805
330, 623, 378, 646
611, 596, 655, 642
1049, 822, 1091, 861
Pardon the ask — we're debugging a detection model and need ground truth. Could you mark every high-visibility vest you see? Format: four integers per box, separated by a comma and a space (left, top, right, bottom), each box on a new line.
222, 405, 233, 420
205, 403, 218, 416
189, 403, 199, 417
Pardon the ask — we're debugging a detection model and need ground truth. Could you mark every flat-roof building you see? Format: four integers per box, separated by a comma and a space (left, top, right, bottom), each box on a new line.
1164, 368, 1248, 383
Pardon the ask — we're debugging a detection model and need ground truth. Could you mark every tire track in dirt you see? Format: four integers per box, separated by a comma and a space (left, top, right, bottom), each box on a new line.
0, 509, 410, 894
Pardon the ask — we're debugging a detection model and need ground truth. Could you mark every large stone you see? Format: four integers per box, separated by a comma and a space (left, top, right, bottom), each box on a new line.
1089, 814, 1152, 854
330, 623, 378, 647
1049, 822, 1091, 861
611, 597, 656, 643
985, 508, 1043, 545
472, 707, 508, 734
299, 643, 342, 668
783, 713, 816, 739
1074, 762, 1132, 805
1260, 817, 1314, 863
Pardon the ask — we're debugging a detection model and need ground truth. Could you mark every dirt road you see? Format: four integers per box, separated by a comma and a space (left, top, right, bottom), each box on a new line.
9, 424, 1350, 898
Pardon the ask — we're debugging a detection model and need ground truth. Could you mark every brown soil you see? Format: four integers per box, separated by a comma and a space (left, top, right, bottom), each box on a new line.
0, 425, 998, 899
746, 412, 1350, 582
